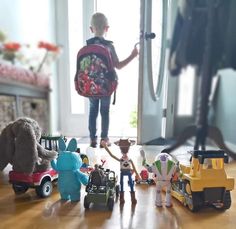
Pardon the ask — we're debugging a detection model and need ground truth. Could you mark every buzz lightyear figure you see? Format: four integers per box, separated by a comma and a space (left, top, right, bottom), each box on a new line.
140, 150, 177, 207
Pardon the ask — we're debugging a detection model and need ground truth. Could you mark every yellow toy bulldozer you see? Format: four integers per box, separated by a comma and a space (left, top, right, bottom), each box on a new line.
171, 150, 234, 212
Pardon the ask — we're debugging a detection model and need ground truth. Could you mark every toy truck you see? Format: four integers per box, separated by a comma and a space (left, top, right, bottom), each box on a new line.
171, 150, 234, 212
8, 135, 60, 198
9, 169, 58, 198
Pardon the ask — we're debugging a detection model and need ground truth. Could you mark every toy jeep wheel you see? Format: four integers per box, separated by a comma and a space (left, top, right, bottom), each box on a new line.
84, 195, 90, 209
35, 179, 53, 198
12, 184, 29, 194
107, 197, 114, 210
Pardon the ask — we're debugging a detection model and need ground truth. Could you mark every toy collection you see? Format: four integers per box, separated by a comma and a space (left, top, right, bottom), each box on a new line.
170, 149, 234, 212
1, 118, 234, 213
140, 150, 177, 207
50, 137, 89, 201
101, 138, 141, 205
0, 117, 57, 197
84, 161, 119, 210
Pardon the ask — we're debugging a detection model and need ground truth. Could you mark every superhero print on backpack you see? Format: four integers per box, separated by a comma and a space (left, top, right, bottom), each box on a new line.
74, 44, 118, 97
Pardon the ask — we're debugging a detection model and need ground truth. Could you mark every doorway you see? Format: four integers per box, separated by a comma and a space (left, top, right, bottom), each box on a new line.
65, 0, 140, 138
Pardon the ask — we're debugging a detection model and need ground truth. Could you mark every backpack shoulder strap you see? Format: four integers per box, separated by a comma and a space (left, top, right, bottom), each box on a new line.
86, 37, 113, 46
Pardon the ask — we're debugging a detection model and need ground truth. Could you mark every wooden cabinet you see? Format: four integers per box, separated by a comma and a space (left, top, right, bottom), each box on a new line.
0, 78, 50, 133
0, 95, 17, 132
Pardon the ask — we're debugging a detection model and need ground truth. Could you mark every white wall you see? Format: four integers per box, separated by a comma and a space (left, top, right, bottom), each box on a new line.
0, 0, 59, 133
0, 0, 54, 43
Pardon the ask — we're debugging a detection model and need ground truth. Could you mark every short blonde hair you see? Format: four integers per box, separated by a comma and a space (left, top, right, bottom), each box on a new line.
90, 12, 108, 36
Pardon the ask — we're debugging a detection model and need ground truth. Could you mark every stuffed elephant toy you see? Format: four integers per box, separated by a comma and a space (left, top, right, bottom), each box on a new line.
0, 117, 57, 174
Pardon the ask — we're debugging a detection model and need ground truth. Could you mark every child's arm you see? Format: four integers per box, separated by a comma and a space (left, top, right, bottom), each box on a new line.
114, 46, 138, 69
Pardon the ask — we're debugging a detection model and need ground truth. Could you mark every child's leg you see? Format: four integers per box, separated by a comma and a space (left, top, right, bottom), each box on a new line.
100, 96, 111, 140
89, 98, 99, 142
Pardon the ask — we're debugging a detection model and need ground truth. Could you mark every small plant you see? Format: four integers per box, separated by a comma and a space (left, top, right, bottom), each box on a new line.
129, 108, 137, 128
2, 42, 21, 63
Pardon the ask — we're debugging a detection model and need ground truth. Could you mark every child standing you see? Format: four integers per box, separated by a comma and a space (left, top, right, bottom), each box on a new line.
87, 12, 138, 148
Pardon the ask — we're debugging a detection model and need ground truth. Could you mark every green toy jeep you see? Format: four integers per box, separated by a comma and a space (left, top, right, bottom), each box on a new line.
84, 164, 119, 210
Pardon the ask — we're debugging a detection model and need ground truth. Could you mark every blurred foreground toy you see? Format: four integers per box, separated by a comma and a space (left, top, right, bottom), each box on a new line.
140, 150, 177, 207
136, 169, 155, 185
102, 138, 141, 205
171, 150, 234, 212
51, 137, 89, 201
84, 161, 119, 210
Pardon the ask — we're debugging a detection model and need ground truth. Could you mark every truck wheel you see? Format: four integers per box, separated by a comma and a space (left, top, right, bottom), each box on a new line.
84, 195, 90, 209
12, 184, 29, 194
186, 191, 203, 212
107, 197, 114, 210
214, 190, 231, 210
35, 179, 53, 198
184, 182, 202, 212
222, 191, 231, 209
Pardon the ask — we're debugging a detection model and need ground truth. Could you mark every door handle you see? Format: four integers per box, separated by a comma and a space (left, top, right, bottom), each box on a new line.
145, 32, 156, 40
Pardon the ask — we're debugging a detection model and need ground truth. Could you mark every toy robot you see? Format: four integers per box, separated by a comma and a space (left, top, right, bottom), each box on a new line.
140, 150, 177, 207
102, 138, 141, 204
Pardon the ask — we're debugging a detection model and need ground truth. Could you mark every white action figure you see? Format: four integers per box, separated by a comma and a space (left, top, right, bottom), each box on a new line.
140, 150, 177, 207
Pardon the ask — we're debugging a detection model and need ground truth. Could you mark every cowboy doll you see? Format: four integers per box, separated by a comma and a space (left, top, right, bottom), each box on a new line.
101, 138, 141, 204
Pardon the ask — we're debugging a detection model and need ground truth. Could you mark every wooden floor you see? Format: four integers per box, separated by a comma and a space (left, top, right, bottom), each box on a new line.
0, 143, 236, 229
